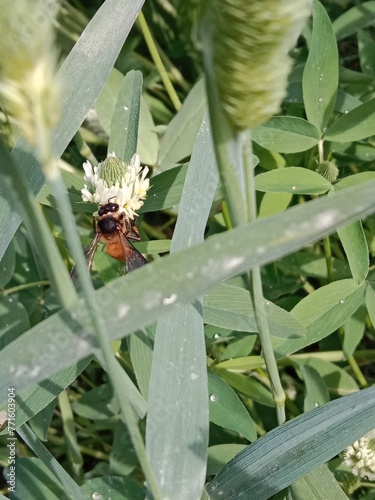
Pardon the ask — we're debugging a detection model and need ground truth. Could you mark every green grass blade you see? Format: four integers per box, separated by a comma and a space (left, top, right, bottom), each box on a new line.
157, 78, 206, 170
205, 386, 375, 499
333, 1, 375, 41
146, 113, 218, 498
17, 424, 85, 499
288, 464, 350, 499
2, 180, 375, 404
0, 0, 145, 260
108, 70, 143, 161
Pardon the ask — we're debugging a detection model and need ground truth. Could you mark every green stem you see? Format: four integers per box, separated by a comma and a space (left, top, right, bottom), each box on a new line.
323, 235, 335, 283
58, 390, 84, 481
2, 281, 49, 295
137, 11, 182, 111
243, 132, 285, 424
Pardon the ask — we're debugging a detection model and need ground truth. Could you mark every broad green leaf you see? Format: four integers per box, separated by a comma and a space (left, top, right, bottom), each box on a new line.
95, 67, 124, 133
80, 476, 145, 499
0, 295, 29, 349
203, 284, 305, 338
333, 141, 375, 162
252, 117, 320, 153
36, 169, 89, 213
275, 279, 366, 358
108, 70, 143, 162
278, 252, 350, 280
255, 167, 331, 195
208, 371, 256, 442
110, 421, 138, 476
365, 280, 375, 328
205, 386, 375, 499
324, 98, 375, 142
145, 114, 217, 500
0, 240, 15, 287
299, 364, 330, 412
137, 97, 158, 166
158, 78, 206, 169
335, 172, 375, 190
72, 384, 119, 420
2, 180, 375, 403
294, 358, 358, 396
220, 334, 257, 360
259, 192, 292, 218
0, 0, 146, 261
357, 30, 375, 76
343, 305, 367, 359
139, 164, 188, 212
302, 0, 338, 133
337, 221, 369, 284
333, 1, 375, 41
207, 445, 247, 476
289, 464, 349, 500
215, 369, 274, 407
127, 325, 155, 399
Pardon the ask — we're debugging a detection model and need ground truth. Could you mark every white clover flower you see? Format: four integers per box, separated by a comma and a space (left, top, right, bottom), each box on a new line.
343, 429, 375, 481
81, 153, 150, 220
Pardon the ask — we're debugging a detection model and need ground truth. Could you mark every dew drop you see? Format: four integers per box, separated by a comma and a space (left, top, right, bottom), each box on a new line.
314, 402, 320, 408
339, 299, 345, 304
91, 493, 103, 500
214, 333, 221, 339
322, 127, 327, 133
291, 185, 297, 191
8, 297, 13, 303
209, 394, 218, 402
318, 97, 323, 102
163, 293, 177, 305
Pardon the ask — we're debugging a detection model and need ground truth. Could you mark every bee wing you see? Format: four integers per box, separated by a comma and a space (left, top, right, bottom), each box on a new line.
118, 231, 148, 273
70, 231, 101, 286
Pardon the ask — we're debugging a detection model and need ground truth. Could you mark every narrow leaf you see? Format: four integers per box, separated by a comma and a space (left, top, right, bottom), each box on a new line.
337, 221, 369, 284
324, 97, 375, 142
108, 70, 143, 162
208, 371, 257, 442
302, 0, 338, 133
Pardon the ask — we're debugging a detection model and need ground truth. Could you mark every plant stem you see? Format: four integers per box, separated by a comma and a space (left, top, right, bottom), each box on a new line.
137, 10, 182, 111
243, 132, 285, 424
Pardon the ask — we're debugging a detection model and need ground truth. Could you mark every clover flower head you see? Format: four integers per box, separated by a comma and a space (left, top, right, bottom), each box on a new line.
81, 153, 150, 220
343, 429, 375, 481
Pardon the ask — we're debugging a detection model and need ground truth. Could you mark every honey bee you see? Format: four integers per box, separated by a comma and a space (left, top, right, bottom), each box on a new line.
71, 201, 147, 283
